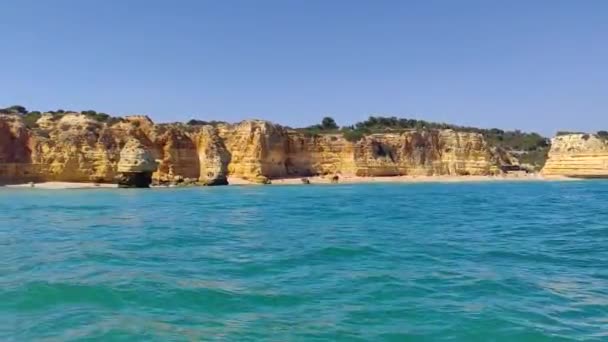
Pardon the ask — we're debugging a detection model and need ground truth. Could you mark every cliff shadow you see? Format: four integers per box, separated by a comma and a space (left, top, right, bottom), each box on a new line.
0, 132, 38, 184
283, 157, 317, 178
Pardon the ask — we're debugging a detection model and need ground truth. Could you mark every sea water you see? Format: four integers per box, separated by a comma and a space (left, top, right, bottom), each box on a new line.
1, 181, 607, 341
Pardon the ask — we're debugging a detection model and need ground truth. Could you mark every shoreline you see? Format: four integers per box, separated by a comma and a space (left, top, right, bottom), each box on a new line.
2, 182, 119, 189
0, 174, 579, 190
261, 174, 565, 185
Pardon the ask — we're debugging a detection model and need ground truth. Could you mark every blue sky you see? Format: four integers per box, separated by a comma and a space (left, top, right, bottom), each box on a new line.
1, 0, 606, 135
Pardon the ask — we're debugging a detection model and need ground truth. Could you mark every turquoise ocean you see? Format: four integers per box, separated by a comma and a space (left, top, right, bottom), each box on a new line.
1, 181, 607, 341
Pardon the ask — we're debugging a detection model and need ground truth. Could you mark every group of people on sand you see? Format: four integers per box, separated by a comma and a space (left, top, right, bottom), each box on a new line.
300, 175, 340, 184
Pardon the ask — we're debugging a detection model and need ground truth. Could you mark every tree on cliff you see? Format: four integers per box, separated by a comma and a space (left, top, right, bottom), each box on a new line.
0, 105, 27, 115
321, 117, 338, 130
187, 119, 207, 126
297, 116, 340, 136
186, 119, 227, 126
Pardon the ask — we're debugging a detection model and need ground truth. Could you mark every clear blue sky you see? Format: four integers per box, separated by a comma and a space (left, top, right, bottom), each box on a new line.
1, 0, 606, 135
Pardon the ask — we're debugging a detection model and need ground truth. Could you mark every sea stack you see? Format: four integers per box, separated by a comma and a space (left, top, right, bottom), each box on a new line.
116, 139, 158, 188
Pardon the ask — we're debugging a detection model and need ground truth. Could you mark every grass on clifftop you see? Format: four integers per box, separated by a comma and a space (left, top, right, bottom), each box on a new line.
0, 106, 125, 128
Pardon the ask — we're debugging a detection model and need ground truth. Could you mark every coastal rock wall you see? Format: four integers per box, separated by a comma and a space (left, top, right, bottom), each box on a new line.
152, 127, 200, 180
195, 126, 230, 185
215, 124, 500, 179
0, 114, 506, 184
284, 133, 357, 176
351, 131, 499, 176
31, 115, 122, 182
217, 120, 290, 182
0, 115, 37, 184
542, 134, 608, 177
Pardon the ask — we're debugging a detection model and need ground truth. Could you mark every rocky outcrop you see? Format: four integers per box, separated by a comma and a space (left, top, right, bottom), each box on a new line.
0, 115, 36, 184
0, 114, 510, 185
542, 134, 608, 178
217, 120, 290, 182
195, 126, 230, 185
116, 139, 158, 187
216, 122, 501, 180
31, 114, 121, 182
350, 130, 499, 176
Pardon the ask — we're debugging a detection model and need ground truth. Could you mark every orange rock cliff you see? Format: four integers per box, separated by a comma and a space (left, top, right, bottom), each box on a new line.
541, 133, 608, 178
0, 113, 509, 185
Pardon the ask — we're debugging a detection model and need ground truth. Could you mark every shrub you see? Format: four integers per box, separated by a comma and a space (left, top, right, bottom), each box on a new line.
517, 149, 550, 170
297, 117, 342, 136
187, 119, 208, 126
0, 105, 27, 114
342, 128, 367, 142
107, 117, 124, 126
302, 127, 321, 137
48, 112, 65, 121
556, 131, 585, 136
78, 110, 125, 125
94, 113, 110, 122
186, 119, 227, 126
22, 112, 42, 128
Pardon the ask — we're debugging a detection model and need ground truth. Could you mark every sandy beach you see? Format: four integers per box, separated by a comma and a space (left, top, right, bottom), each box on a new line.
3, 182, 119, 189
0, 174, 576, 190
229, 174, 573, 185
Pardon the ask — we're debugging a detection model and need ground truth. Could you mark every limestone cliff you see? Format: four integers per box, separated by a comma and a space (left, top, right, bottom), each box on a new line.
195, 126, 230, 185
32, 114, 121, 182
0, 113, 508, 185
350, 130, 498, 176
116, 139, 158, 187
542, 134, 608, 178
0, 114, 36, 183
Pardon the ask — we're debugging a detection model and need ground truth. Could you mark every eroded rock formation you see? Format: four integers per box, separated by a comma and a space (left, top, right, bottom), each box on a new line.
542, 134, 608, 178
116, 139, 158, 187
196, 126, 230, 185
0, 113, 511, 185
0, 115, 35, 184
350, 131, 499, 176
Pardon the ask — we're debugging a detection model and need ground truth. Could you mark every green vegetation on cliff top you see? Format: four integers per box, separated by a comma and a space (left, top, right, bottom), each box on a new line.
0, 106, 125, 128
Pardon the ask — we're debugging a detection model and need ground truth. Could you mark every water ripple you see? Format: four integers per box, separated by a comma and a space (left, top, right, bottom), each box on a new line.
1, 181, 608, 340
